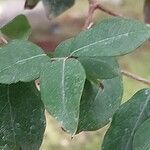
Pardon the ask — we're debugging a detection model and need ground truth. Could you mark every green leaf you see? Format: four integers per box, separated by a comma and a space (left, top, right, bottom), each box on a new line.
67, 18, 150, 57
78, 57, 120, 80
54, 38, 120, 80
24, 0, 40, 9
42, 0, 75, 19
54, 38, 73, 57
77, 76, 123, 133
40, 58, 86, 134
0, 40, 50, 84
1, 15, 31, 40
133, 118, 150, 150
102, 89, 150, 150
0, 82, 45, 149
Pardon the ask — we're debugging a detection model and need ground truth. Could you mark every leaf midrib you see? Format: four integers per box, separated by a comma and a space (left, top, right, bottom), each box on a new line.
71, 30, 148, 56
0, 54, 46, 73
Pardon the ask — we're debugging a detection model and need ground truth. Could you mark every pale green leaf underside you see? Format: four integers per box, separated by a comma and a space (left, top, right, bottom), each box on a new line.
0, 82, 45, 149
102, 89, 150, 150
40, 58, 86, 134
1, 15, 31, 40
0, 40, 50, 84
77, 76, 123, 133
133, 118, 150, 150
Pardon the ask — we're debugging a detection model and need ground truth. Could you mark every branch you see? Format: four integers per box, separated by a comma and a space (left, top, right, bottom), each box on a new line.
96, 4, 122, 17
84, 0, 122, 29
121, 70, 150, 86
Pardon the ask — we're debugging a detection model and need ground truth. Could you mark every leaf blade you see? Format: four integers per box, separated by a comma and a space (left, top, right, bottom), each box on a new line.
77, 76, 123, 133
0, 82, 45, 149
70, 18, 150, 57
78, 56, 120, 80
133, 118, 150, 150
40, 58, 86, 134
1, 15, 31, 40
102, 89, 150, 150
0, 40, 50, 84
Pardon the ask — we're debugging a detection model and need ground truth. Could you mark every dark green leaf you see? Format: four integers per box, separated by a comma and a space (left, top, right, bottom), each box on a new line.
78, 57, 120, 80
42, 0, 75, 19
77, 76, 123, 133
40, 58, 86, 134
24, 0, 40, 9
102, 89, 150, 150
1, 15, 31, 40
68, 18, 150, 57
133, 118, 150, 150
0, 40, 50, 84
0, 82, 45, 149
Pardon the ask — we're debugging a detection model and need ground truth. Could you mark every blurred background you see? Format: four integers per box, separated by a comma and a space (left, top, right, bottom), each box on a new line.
0, 0, 149, 149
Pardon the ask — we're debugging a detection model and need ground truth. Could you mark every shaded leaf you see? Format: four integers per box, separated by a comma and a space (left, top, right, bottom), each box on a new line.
68, 18, 150, 57
102, 89, 150, 150
40, 58, 86, 134
77, 76, 123, 133
78, 57, 120, 80
24, 0, 40, 9
133, 118, 150, 150
1, 15, 31, 40
0, 40, 50, 84
42, 0, 75, 19
0, 82, 45, 149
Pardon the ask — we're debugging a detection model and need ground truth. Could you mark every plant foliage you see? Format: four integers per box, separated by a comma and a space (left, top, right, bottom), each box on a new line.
0, 1, 150, 149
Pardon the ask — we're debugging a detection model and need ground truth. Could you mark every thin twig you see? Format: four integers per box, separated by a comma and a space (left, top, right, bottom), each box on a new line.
96, 4, 122, 17
84, 0, 121, 29
0, 36, 8, 44
121, 70, 150, 86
